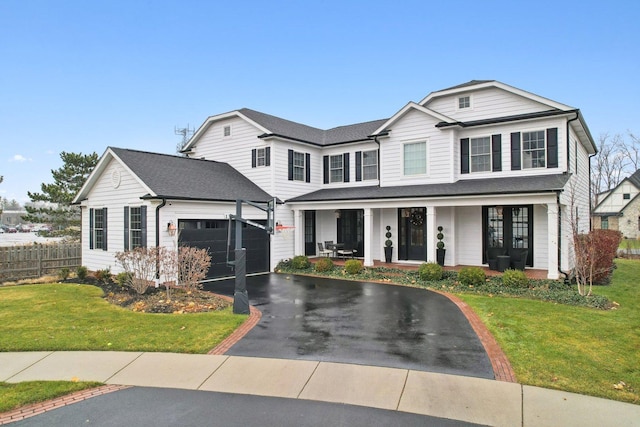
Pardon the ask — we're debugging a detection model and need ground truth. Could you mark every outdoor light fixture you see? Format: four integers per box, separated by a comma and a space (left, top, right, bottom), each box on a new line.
335, 210, 341, 218
496, 206, 503, 216
167, 221, 177, 236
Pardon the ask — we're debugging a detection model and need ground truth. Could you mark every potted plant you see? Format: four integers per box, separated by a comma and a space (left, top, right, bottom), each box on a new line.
384, 225, 393, 263
436, 226, 446, 266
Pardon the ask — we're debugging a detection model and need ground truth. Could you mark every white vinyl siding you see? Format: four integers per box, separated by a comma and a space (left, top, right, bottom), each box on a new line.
403, 142, 426, 176
426, 87, 552, 122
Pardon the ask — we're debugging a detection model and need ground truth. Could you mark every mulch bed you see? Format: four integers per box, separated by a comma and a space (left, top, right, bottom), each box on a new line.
64, 276, 231, 314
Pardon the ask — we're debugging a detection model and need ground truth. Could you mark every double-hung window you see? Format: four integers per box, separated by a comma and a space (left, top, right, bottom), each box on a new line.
362, 150, 378, 180
129, 207, 142, 249
470, 137, 491, 172
522, 131, 546, 169
330, 154, 344, 183
404, 141, 426, 176
293, 151, 305, 181
89, 208, 107, 250
124, 206, 146, 250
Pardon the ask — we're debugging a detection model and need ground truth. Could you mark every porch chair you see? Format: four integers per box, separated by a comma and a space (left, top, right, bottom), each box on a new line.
510, 249, 529, 270
337, 242, 356, 259
317, 242, 333, 258
486, 247, 506, 270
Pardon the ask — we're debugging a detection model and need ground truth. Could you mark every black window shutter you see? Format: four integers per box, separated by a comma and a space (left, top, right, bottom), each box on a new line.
343, 153, 350, 182
251, 149, 256, 168
89, 208, 94, 249
355, 151, 362, 181
287, 149, 294, 180
140, 205, 147, 248
305, 153, 311, 183
323, 155, 329, 184
547, 128, 558, 168
124, 206, 129, 250
103, 207, 108, 251
511, 132, 521, 170
265, 147, 270, 166
492, 134, 502, 172
460, 138, 469, 174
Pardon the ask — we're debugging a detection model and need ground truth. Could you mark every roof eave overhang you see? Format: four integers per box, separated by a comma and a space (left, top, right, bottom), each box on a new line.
435, 109, 576, 129
140, 194, 282, 204
258, 133, 375, 147
286, 188, 563, 204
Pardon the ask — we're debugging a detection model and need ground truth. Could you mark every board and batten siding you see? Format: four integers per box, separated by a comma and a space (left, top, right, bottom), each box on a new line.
533, 204, 549, 269
80, 159, 155, 274
454, 206, 483, 266
425, 87, 552, 122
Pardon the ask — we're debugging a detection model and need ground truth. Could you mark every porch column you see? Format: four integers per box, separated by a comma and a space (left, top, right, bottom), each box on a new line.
293, 209, 303, 256
547, 203, 560, 279
363, 208, 373, 267
426, 206, 436, 263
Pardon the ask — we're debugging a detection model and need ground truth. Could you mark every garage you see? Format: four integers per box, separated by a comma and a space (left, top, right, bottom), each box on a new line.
178, 219, 270, 280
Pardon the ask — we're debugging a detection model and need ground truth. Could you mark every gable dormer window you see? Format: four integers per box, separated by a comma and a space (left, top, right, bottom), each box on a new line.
458, 96, 470, 109
223, 125, 231, 137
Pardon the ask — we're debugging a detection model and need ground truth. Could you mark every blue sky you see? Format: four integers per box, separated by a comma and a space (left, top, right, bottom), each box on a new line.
1, 0, 638, 204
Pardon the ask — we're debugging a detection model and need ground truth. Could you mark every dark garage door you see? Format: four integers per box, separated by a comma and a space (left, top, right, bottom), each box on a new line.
178, 219, 270, 280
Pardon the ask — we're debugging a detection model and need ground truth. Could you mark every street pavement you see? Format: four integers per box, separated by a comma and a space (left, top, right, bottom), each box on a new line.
2, 351, 639, 426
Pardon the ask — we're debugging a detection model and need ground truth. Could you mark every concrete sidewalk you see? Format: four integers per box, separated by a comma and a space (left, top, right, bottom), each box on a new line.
1, 351, 639, 427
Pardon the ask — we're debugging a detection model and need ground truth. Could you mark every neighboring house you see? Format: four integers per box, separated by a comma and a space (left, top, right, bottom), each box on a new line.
592, 169, 640, 238
74, 80, 596, 280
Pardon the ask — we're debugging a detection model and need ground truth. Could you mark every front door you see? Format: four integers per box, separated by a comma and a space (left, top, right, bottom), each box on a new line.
304, 210, 316, 256
398, 207, 427, 261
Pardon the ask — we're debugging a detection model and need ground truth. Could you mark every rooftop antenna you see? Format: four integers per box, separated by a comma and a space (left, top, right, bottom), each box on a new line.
174, 125, 195, 154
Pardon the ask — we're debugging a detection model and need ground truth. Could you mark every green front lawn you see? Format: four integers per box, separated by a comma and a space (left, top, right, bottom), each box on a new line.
0, 283, 246, 353
459, 259, 639, 404
0, 381, 101, 413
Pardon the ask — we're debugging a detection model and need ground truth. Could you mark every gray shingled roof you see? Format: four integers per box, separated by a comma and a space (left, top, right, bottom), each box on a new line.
286, 174, 570, 203
437, 80, 495, 92
628, 169, 640, 188
110, 147, 274, 202
239, 108, 387, 146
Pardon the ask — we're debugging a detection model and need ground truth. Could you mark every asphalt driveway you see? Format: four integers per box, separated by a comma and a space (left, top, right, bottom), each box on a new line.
204, 273, 493, 379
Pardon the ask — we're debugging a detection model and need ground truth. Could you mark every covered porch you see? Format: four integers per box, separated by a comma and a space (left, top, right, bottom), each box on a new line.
288, 196, 565, 280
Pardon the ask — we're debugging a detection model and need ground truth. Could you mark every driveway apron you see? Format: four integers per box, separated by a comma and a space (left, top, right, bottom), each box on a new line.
204, 274, 493, 379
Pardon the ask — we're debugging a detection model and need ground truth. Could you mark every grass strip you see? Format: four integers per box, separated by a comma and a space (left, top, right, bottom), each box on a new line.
0, 381, 101, 413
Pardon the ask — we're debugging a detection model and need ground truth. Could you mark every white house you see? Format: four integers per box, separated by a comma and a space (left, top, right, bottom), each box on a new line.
592, 169, 640, 238
74, 80, 596, 280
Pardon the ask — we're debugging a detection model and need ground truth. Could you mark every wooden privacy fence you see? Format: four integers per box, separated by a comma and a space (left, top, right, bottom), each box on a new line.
0, 243, 82, 282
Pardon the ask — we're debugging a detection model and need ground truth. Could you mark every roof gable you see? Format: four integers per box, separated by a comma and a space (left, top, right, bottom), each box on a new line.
371, 102, 454, 136
183, 108, 388, 150
419, 80, 575, 111
74, 147, 274, 203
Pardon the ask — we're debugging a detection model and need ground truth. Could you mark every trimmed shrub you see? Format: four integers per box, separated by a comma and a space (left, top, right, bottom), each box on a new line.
458, 267, 485, 286
58, 267, 70, 281
419, 262, 443, 281
502, 269, 529, 288
291, 255, 311, 270
76, 265, 88, 281
116, 272, 133, 287
95, 267, 112, 284
344, 259, 363, 275
315, 257, 334, 272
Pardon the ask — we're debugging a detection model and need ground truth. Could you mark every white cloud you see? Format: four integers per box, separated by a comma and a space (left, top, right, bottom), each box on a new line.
10, 154, 32, 162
